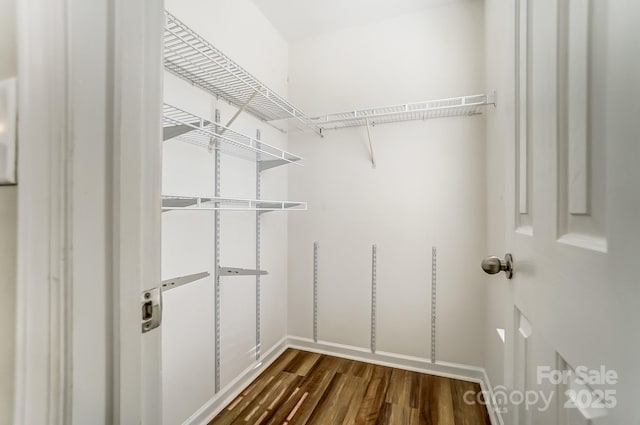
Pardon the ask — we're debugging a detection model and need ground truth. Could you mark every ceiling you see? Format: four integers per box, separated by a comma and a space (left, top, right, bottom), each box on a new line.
251, 0, 466, 41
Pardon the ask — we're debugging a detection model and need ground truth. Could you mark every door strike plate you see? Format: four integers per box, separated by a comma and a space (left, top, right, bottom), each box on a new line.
141, 287, 162, 333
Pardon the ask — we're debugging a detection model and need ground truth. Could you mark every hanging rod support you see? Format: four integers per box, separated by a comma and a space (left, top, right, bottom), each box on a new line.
224, 91, 258, 130
208, 91, 258, 151
365, 119, 376, 169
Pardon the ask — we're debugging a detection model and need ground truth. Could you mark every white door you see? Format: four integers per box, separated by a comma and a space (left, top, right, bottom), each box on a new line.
486, 0, 640, 424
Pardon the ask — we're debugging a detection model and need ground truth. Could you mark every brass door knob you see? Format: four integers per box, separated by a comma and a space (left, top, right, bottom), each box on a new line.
481, 254, 513, 279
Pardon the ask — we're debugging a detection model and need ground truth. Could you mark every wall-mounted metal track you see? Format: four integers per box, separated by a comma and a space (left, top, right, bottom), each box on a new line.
313, 93, 497, 130
214, 109, 221, 393
313, 242, 319, 343
431, 246, 437, 363
163, 11, 323, 136
371, 244, 377, 353
255, 129, 262, 362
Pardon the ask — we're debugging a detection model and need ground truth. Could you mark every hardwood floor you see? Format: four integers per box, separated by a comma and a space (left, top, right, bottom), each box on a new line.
209, 349, 491, 425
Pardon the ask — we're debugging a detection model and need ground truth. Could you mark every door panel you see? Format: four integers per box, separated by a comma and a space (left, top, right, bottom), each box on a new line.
487, 0, 640, 424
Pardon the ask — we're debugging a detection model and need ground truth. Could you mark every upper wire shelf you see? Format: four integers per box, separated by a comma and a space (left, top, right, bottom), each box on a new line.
164, 11, 322, 136
163, 103, 302, 169
162, 195, 307, 212
312, 93, 496, 130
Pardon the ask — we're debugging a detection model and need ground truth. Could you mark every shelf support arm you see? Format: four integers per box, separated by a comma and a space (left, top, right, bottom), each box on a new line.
208, 91, 258, 151
365, 119, 376, 169
224, 91, 258, 131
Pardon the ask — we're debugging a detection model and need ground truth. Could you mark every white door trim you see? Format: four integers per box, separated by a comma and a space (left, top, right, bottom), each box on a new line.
112, 0, 164, 423
14, 0, 164, 423
14, 0, 72, 423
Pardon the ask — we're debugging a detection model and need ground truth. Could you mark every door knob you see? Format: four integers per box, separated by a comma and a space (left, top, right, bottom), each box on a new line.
481, 253, 513, 279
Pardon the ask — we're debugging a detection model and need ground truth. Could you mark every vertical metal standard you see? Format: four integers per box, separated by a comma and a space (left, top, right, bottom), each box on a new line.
313, 242, 319, 343
431, 246, 437, 363
371, 244, 377, 353
214, 109, 221, 392
255, 129, 262, 362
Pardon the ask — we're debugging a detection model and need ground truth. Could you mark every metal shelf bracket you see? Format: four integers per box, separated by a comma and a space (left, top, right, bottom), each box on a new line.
219, 267, 268, 276
161, 271, 211, 292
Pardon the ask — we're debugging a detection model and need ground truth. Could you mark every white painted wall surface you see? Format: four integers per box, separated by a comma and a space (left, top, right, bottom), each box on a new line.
161, 1, 291, 423
287, 1, 488, 366
0, 0, 17, 423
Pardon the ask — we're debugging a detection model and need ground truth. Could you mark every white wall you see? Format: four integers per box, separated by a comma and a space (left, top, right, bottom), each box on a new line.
287, 1, 488, 366
0, 0, 17, 423
161, 1, 291, 423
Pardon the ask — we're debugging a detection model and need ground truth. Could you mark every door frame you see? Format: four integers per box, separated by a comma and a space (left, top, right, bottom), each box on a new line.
14, 0, 163, 423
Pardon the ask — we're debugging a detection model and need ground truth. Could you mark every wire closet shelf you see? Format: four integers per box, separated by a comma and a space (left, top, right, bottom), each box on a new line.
312, 93, 496, 130
162, 195, 307, 212
163, 103, 303, 166
164, 11, 322, 136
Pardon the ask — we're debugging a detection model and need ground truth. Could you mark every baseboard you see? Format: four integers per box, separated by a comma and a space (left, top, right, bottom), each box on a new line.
287, 336, 504, 425
288, 336, 486, 382
184, 335, 504, 425
479, 369, 505, 425
184, 337, 288, 425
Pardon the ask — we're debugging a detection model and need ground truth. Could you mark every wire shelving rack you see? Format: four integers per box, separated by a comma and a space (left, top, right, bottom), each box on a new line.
312, 93, 496, 130
163, 104, 303, 168
162, 195, 307, 212
164, 11, 322, 136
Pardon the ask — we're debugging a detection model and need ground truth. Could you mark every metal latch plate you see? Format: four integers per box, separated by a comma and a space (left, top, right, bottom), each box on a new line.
141, 287, 162, 333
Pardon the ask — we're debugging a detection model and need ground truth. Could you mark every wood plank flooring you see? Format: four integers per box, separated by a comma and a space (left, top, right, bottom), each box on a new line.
209, 349, 491, 425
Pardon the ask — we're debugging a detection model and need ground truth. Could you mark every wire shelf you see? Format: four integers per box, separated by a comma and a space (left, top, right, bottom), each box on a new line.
164, 11, 322, 136
312, 93, 496, 130
162, 195, 307, 212
163, 103, 303, 167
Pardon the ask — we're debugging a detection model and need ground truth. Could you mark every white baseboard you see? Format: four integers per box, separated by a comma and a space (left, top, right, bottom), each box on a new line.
479, 368, 505, 425
288, 336, 486, 382
288, 336, 503, 425
185, 337, 289, 425
184, 335, 504, 425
